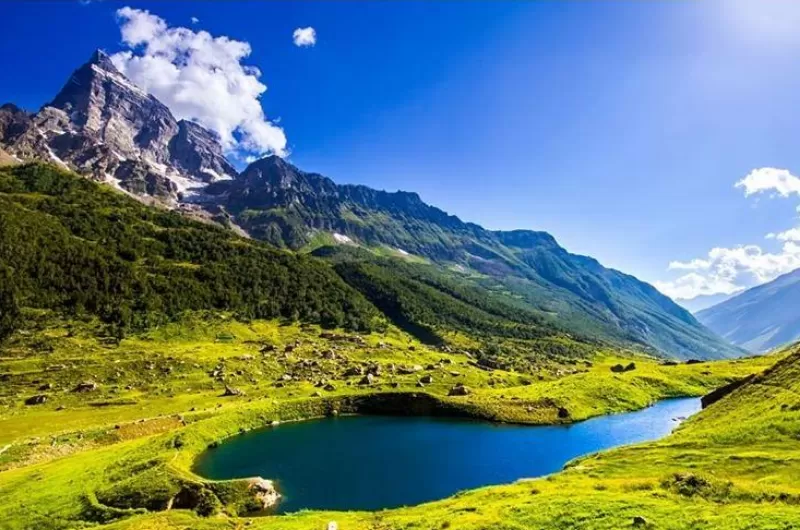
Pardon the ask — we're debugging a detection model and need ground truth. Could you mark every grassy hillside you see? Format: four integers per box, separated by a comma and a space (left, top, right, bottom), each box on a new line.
218, 156, 741, 360
0, 162, 628, 369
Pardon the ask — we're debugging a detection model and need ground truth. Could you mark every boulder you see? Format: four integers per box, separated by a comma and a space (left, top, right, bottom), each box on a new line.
448, 384, 470, 396
344, 366, 364, 377
223, 386, 243, 396
74, 381, 98, 392
359, 373, 375, 386
25, 394, 48, 405
419, 375, 433, 385
557, 407, 570, 419
632, 515, 647, 527
248, 477, 281, 510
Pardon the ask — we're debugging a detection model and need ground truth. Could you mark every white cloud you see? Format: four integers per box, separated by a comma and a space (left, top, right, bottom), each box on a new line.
767, 227, 800, 241
293, 27, 317, 47
190, 16, 199, 24
656, 166, 800, 301
110, 7, 287, 157
735, 167, 800, 198
654, 273, 743, 301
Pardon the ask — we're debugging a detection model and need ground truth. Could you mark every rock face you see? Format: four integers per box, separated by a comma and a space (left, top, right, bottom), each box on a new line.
0, 50, 234, 203
247, 477, 281, 510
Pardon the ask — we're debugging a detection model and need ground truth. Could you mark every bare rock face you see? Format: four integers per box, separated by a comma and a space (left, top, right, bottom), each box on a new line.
248, 477, 281, 509
0, 50, 235, 203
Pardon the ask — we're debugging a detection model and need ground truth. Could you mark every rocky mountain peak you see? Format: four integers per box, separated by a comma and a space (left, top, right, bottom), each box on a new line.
0, 50, 237, 203
87, 48, 119, 72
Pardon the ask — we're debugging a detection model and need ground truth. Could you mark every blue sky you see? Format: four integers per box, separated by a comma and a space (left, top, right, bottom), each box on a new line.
4, 1, 800, 304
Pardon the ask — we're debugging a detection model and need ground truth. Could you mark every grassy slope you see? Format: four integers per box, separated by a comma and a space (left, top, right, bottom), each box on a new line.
0, 314, 780, 530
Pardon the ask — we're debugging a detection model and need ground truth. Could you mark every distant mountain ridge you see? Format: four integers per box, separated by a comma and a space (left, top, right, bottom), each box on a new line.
697, 268, 800, 352
0, 50, 742, 360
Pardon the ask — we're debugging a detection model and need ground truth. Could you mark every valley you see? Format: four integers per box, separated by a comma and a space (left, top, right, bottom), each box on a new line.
1, 25, 799, 530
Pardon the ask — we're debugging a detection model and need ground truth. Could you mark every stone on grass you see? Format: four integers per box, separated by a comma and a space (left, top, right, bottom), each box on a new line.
25, 394, 48, 405
448, 384, 470, 396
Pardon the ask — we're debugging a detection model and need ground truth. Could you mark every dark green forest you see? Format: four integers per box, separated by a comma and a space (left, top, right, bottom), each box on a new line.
0, 163, 381, 336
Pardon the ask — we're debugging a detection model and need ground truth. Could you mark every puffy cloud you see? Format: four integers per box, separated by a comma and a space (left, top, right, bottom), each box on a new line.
653, 273, 743, 301
655, 242, 800, 300
293, 27, 317, 47
110, 7, 287, 157
767, 227, 800, 241
735, 167, 800, 198
190, 16, 199, 24
656, 167, 800, 301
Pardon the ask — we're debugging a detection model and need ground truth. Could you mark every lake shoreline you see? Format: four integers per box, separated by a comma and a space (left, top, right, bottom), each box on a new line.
194, 397, 702, 513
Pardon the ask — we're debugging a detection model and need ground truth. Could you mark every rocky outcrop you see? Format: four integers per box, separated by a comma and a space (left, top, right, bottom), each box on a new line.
701, 374, 755, 409
0, 50, 235, 203
247, 477, 281, 510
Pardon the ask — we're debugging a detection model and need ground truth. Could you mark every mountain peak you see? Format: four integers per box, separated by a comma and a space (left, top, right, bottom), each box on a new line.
87, 49, 119, 73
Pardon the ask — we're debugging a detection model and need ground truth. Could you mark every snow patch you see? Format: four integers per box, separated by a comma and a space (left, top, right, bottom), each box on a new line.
333, 233, 354, 244
168, 172, 204, 197
201, 167, 234, 181
44, 145, 68, 168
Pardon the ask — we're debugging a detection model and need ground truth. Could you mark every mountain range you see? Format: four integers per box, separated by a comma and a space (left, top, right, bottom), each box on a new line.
0, 50, 743, 360
697, 268, 800, 352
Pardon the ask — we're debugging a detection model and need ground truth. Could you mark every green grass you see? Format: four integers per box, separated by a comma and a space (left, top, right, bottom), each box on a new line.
0, 311, 788, 530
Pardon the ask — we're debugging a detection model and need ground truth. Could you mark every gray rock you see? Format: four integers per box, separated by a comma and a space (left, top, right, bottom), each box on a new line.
448, 384, 470, 396
74, 381, 98, 392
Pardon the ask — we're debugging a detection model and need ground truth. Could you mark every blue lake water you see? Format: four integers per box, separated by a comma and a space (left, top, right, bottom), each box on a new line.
194, 397, 700, 513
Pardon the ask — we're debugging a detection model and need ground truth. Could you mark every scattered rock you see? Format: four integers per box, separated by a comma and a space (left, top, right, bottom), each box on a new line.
323, 383, 336, 391
610, 363, 636, 373
419, 375, 433, 385
632, 515, 648, 527
223, 386, 243, 397
557, 407, 570, 419
359, 373, 375, 386
73, 381, 98, 392
38, 383, 53, 391
448, 384, 470, 396
344, 366, 364, 377
25, 395, 48, 405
